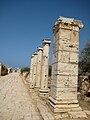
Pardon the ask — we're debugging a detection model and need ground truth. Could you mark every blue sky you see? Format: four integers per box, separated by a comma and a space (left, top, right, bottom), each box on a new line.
0, 0, 90, 68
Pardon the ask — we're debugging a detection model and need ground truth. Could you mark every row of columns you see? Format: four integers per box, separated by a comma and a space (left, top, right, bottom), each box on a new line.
29, 16, 85, 114
29, 39, 51, 97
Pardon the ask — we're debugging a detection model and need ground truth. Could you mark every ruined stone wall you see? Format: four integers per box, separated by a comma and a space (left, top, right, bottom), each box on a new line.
0, 63, 8, 76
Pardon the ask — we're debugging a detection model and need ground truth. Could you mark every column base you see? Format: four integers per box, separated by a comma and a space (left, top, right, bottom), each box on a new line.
39, 89, 49, 98
48, 97, 82, 113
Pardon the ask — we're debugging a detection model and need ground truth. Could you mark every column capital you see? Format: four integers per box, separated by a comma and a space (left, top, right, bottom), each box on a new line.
34, 51, 38, 55
42, 39, 51, 45
31, 54, 34, 58
37, 46, 43, 51
53, 16, 83, 33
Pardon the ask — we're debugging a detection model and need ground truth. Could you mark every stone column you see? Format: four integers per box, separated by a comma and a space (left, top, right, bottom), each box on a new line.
39, 39, 51, 97
29, 54, 34, 88
32, 52, 38, 87
48, 16, 83, 112
35, 47, 43, 88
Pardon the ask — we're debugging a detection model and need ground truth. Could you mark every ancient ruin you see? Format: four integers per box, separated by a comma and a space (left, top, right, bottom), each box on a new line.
35, 46, 43, 88
33, 52, 38, 87
1, 16, 90, 120
39, 39, 51, 97
0, 63, 8, 76
29, 54, 34, 88
48, 16, 84, 112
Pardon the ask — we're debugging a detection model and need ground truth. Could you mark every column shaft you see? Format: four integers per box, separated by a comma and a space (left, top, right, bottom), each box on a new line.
29, 55, 34, 88
35, 47, 43, 88
33, 52, 38, 87
39, 39, 51, 97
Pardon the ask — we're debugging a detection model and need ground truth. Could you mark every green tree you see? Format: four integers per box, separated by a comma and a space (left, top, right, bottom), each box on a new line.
20, 67, 30, 74
79, 40, 90, 74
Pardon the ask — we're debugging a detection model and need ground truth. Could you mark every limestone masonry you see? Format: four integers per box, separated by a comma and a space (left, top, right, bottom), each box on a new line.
0, 63, 12, 76
29, 54, 34, 88
48, 16, 84, 112
35, 46, 43, 88
39, 39, 51, 97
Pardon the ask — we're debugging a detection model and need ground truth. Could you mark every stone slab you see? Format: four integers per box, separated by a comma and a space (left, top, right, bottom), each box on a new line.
68, 111, 87, 119
37, 102, 54, 120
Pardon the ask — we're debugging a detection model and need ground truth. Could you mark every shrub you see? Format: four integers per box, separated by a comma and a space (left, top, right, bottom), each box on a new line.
20, 67, 30, 75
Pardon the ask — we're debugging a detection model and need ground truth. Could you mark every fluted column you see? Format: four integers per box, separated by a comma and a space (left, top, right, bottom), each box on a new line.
39, 39, 51, 97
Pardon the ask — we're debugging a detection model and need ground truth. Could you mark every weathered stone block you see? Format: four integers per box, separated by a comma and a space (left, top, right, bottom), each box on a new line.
52, 52, 58, 63
58, 40, 71, 51
50, 85, 57, 98
58, 51, 69, 63
69, 52, 78, 63
56, 63, 78, 75
51, 75, 78, 88
39, 39, 51, 97
71, 44, 78, 52
52, 65, 57, 76
54, 75, 69, 87
69, 76, 78, 87
70, 31, 79, 43
57, 39, 79, 52
56, 88, 77, 100
59, 29, 71, 40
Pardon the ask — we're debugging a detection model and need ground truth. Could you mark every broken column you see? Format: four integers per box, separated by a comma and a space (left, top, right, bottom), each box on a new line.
48, 16, 84, 112
39, 39, 51, 97
29, 54, 34, 88
35, 46, 43, 88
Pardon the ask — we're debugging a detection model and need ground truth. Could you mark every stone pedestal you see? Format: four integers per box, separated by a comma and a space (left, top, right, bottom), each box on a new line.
35, 47, 43, 88
48, 16, 84, 112
39, 39, 51, 97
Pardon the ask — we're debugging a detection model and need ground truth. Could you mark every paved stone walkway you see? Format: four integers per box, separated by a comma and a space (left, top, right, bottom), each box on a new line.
0, 73, 42, 120
0, 73, 90, 120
